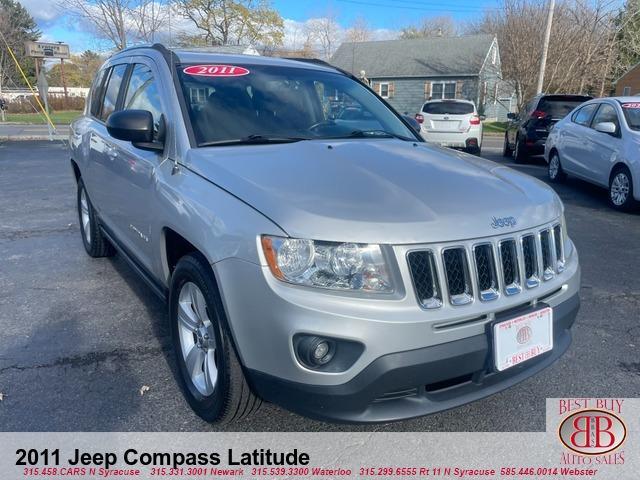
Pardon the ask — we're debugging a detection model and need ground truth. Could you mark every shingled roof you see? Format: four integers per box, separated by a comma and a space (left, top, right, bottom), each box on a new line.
330, 34, 495, 78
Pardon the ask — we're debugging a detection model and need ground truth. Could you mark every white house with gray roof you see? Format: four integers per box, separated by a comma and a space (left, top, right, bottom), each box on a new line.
330, 34, 514, 120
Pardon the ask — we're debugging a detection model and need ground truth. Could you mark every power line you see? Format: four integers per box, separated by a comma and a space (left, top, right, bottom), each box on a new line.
335, 0, 500, 13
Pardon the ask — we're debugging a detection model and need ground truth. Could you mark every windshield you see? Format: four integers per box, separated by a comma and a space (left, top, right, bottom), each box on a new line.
422, 101, 474, 115
621, 102, 640, 131
538, 96, 591, 118
177, 63, 416, 146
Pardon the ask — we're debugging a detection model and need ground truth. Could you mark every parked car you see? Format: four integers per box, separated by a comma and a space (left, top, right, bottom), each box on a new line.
70, 45, 580, 424
416, 99, 483, 154
504, 94, 592, 162
545, 97, 640, 211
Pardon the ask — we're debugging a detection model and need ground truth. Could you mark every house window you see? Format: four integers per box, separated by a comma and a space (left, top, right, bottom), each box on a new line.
492, 47, 497, 65
431, 81, 456, 99
623, 86, 631, 96
190, 88, 208, 106
380, 82, 390, 98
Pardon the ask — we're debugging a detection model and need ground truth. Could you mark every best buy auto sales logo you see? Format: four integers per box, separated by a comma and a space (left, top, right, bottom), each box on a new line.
557, 399, 627, 466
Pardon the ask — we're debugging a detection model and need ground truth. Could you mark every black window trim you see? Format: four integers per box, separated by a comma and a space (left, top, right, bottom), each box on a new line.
92, 63, 132, 124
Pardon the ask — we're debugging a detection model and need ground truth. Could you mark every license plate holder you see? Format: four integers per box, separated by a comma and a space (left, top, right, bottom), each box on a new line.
492, 306, 553, 372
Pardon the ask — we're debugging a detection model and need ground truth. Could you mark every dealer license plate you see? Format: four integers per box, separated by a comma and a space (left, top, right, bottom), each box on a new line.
493, 307, 553, 372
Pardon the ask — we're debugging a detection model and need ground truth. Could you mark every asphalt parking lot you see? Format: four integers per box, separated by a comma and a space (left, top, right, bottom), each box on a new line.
0, 137, 638, 432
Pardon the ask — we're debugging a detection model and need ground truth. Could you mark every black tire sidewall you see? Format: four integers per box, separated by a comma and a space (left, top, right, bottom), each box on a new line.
169, 254, 230, 422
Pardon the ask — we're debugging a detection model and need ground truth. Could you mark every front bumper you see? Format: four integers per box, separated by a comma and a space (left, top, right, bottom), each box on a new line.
247, 293, 578, 423
213, 235, 580, 423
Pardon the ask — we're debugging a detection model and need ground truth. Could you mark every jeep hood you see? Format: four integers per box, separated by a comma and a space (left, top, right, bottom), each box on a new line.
185, 139, 562, 244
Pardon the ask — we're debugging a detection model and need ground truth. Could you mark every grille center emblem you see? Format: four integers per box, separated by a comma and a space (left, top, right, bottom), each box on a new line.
491, 216, 517, 229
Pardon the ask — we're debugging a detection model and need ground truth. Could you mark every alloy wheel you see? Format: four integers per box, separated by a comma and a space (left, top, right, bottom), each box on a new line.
549, 154, 560, 180
177, 282, 218, 396
611, 172, 630, 206
80, 188, 91, 244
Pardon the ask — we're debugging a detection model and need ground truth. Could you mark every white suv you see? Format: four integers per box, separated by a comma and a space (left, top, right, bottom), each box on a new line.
417, 99, 483, 154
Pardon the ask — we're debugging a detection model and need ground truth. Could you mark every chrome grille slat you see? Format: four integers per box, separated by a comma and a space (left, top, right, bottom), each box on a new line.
406, 223, 566, 307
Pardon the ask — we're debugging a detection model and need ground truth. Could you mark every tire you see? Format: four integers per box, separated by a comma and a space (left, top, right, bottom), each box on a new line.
502, 132, 513, 157
608, 166, 637, 212
169, 252, 261, 424
77, 179, 115, 258
548, 151, 566, 183
514, 135, 528, 164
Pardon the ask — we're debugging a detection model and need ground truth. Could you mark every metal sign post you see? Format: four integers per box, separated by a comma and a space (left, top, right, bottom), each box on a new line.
37, 66, 54, 141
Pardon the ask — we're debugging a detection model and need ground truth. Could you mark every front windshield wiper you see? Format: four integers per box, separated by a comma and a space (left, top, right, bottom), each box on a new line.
331, 129, 414, 141
198, 134, 309, 147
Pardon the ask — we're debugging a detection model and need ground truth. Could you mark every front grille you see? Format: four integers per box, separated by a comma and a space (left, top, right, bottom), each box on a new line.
406, 223, 565, 308
442, 248, 472, 305
500, 240, 521, 295
407, 251, 442, 309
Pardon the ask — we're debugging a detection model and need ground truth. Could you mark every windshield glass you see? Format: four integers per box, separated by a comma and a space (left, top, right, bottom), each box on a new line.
177, 63, 416, 146
422, 101, 474, 115
621, 102, 640, 131
538, 96, 591, 118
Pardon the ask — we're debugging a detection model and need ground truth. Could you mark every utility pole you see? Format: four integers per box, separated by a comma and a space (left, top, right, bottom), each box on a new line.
536, 0, 555, 94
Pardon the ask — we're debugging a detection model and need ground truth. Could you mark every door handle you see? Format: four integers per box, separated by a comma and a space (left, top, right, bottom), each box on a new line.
106, 145, 118, 159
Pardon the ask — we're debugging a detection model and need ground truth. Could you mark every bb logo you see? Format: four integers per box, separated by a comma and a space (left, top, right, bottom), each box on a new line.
559, 409, 627, 455
516, 325, 532, 344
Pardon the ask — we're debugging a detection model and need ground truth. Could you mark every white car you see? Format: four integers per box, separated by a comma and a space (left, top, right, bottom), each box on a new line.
544, 97, 640, 211
417, 99, 483, 154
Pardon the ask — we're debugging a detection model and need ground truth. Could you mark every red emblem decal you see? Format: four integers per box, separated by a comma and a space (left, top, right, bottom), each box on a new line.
621, 102, 640, 109
183, 65, 250, 77
559, 409, 627, 455
516, 325, 532, 344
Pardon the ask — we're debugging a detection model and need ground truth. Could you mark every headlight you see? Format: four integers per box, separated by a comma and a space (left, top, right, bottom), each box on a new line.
261, 236, 393, 293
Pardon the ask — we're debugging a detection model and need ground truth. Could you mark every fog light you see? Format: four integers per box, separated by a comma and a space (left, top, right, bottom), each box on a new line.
297, 336, 335, 368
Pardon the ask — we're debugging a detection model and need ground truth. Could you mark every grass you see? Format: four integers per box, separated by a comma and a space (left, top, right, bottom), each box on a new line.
3, 110, 82, 125
483, 121, 508, 134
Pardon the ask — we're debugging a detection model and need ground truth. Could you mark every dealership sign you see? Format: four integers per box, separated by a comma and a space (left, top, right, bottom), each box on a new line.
24, 41, 70, 59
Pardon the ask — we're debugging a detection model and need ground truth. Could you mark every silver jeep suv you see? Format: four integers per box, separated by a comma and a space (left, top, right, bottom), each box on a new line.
69, 45, 580, 424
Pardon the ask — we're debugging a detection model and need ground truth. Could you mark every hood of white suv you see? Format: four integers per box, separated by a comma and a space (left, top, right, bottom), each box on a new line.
186, 139, 562, 244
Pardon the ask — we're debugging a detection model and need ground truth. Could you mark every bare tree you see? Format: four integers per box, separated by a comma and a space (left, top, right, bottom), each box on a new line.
174, 0, 284, 47
130, 0, 170, 43
59, 0, 131, 50
304, 12, 341, 59
344, 16, 372, 43
400, 16, 458, 39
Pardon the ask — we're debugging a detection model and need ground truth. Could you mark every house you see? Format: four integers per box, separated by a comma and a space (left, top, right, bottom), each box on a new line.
330, 34, 514, 120
615, 63, 640, 96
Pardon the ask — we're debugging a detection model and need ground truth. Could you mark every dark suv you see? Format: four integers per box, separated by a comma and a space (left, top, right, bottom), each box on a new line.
503, 94, 592, 162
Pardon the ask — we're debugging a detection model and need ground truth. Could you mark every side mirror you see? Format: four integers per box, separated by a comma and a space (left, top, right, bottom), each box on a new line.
507, 112, 517, 120
403, 115, 422, 134
106, 110, 164, 151
479, 115, 487, 121
594, 121, 617, 135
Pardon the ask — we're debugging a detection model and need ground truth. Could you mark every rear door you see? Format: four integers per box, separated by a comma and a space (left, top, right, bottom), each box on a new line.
530, 95, 591, 142
585, 102, 624, 187
422, 101, 474, 133
560, 103, 599, 177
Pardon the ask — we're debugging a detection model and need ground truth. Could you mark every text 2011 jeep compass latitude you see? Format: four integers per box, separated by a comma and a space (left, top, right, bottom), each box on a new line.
69, 45, 580, 424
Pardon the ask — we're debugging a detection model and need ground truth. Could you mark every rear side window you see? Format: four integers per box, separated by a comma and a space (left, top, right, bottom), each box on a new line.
422, 102, 474, 115
89, 69, 108, 117
99, 64, 128, 122
124, 64, 164, 139
538, 96, 591, 119
571, 104, 597, 126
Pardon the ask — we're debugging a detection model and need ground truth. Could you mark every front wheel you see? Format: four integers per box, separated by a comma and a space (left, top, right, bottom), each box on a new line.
609, 166, 637, 212
169, 253, 261, 423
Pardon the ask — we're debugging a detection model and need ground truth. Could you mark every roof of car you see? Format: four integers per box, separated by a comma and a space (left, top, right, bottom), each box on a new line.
113, 44, 340, 74
424, 99, 475, 104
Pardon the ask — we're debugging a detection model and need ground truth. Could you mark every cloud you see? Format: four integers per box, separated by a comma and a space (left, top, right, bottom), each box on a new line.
19, 0, 62, 23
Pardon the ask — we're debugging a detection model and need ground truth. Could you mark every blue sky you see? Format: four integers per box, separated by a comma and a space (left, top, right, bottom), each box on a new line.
19, 0, 503, 54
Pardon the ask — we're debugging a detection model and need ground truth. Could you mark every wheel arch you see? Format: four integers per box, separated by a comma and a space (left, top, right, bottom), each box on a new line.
70, 159, 81, 183
609, 161, 632, 184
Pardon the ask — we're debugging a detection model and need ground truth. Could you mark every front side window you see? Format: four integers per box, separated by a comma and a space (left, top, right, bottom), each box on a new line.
99, 64, 128, 122
177, 64, 416, 146
591, 103, 620, 133
571, 104, 597, 127
124, 64, 164, 139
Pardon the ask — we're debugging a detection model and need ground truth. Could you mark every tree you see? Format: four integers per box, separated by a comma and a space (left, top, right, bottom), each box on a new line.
0, 0, 40, 90
344, 16, 372, 43
613, 1, 640, 79
46, 51, 104, 87
57, 0, 170, 50
304, 12, 341, 59
174, 0, 284, 47
400, 16, 458, 39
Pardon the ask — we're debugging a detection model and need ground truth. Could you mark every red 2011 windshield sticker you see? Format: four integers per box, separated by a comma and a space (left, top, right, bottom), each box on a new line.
622, 102, 640, 108
183, 65, 250, 77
